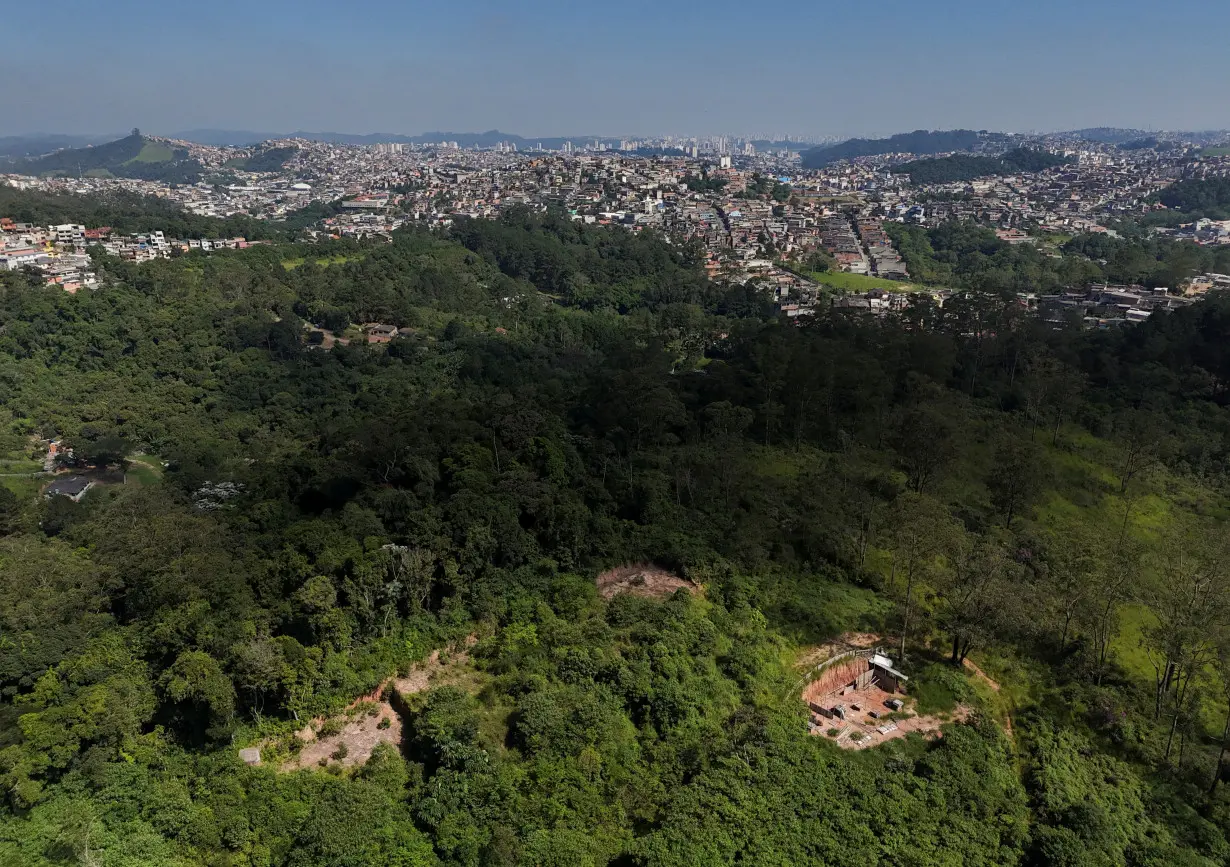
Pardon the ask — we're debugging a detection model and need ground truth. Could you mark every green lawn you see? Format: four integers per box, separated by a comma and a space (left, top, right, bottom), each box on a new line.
1201, 146, 1230, 157
282, 255, 357, 271
126, 141, 175, 163
125, 455, 164, 487
808, 271, 927, 293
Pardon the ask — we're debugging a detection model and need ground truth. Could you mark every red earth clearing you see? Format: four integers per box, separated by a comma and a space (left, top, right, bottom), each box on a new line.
596, 564, 695, 600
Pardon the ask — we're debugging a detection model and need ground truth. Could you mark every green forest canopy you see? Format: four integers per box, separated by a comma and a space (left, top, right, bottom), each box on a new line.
2, 204, 1230, 864
1152, 177, 1230, 220
892, 148, 1070, 185
801, 129, 983, 168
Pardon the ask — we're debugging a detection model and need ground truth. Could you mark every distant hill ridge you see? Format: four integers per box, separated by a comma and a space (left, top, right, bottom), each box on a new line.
4, 131, 204, 183
171, 129, 623, 149
801, 129, 985, 168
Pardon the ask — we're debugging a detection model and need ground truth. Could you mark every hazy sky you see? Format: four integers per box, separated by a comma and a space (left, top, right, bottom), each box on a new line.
5, 0, 1228, 138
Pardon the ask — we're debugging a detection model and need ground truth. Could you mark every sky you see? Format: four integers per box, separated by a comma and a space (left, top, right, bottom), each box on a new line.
5, 0, 1229, 139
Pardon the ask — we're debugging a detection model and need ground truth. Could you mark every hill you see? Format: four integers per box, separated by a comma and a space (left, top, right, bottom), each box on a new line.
5, 206, 1230, 864
0, 134, 117, 159
4, 132, 204, 183
800, 129, 982, 168
1151, 176, 1230, 218
893, 147, 1070, 184
1066, 127, 1152, 144
171, 128, 624, 150
223, 144, 300, 172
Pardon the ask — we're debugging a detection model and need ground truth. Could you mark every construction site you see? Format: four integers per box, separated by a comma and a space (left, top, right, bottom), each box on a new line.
801, 644, 967, 750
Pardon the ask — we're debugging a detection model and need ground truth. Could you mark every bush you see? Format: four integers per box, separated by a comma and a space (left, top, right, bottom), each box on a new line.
910, 663, 974, 715
331, 743, 350, 761
377, 717, 392, 730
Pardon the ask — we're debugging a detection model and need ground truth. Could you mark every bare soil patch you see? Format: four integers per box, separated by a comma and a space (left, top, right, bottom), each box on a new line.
808, 681, 973, 751
282, 637, 476, 772
797, 632, 975, 750
597, 564, 695, 600
963, 657, 1000, 691
964, 657, 1013, 738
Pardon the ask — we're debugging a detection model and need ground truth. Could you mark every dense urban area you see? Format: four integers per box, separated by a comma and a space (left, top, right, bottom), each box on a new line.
8, 124, 1230, 865
8, 126, 1230, 325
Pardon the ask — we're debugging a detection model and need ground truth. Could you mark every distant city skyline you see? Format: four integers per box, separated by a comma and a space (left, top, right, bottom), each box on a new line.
5, 0, 1229, 138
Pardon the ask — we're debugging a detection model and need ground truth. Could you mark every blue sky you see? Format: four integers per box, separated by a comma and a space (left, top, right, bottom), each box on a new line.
5, 0, 1228, 137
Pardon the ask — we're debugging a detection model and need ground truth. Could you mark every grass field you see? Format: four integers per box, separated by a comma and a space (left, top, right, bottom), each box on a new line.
807, 270, 944, 295
127, 141, 175, 163
809, 271, 912, 293
125, 455, 164, 487
282, 255, 357, 271
1201, 146, 1230, 157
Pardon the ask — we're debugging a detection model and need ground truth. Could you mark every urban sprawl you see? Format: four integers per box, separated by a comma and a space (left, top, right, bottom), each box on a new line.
4, 131, 1230, 327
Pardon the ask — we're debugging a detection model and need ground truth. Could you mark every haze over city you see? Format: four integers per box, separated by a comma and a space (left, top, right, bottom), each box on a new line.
6, 0, 1230, 137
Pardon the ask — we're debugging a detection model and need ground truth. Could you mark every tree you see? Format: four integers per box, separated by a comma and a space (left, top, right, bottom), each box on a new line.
891, 404, 959, 495
987, 434, 1047, 528
1037, 523, 1101, 654
76, 433, 131, 468
159, 650, 236, 741
935, 531, 1017, 664
1112, 409, 1168, 495
1141, 525, 1230, 764
885, 493, 961, 659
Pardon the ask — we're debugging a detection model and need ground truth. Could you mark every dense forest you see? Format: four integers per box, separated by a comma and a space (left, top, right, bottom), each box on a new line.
1152, 177, 1230, 221
5, 205, 1230, 865
0, 185, 332, 240
885, 219, 1230, 290
892, 148, 1070, 185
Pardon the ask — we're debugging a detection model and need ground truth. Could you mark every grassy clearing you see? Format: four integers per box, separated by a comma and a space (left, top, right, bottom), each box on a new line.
752, 445, 823, 480
809, 271, 909, 292
126, 141, 175, 164
1201, 146, 1230, 157
281, 255, 357, 271
125, 455, 164, 487
125, 463, 160, 486
808, 270, 945, 295
1, 477, 41, 500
